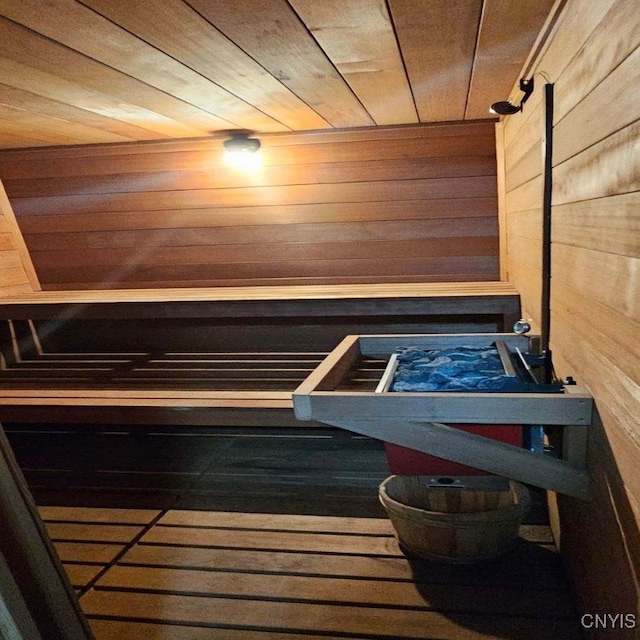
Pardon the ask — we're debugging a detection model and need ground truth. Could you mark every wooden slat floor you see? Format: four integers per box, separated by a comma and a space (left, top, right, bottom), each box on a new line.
40, 506, 582, 640
7, 424, 584, 639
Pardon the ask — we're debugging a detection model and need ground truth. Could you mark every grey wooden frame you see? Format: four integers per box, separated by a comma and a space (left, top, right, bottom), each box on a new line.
293, 334, 593, 500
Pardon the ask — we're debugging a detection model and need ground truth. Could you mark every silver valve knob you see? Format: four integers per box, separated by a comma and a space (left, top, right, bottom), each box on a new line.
513, 319, 531, 334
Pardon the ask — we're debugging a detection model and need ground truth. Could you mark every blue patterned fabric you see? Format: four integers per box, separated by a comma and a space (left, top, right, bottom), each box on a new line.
391, 346, 520, 392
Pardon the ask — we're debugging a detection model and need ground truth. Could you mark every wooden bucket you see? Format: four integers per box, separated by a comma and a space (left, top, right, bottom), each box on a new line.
379, 475, 530, 564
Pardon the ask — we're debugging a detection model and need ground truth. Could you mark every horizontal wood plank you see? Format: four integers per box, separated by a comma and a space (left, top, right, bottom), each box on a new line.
0, 280, 520, 304
17, 199, 499, 234
89, 619, 358, 640
94, 564, 575, 617
157, 510, 393, 533
80, 589, 580, 639
40, 506, 161, 524
5, 156, 497, 198
36, 258, 499, 287
52, 542, 126, 564
552, 192, 640, 259
45, 523, 145, 543
119, 541, 566, 588
140, 525, 399, 556
12, 177, 498, 217
63, 564, 104, 589
24, 217, 498, 251
30, 237, 498, 267
0, 130, 497, 177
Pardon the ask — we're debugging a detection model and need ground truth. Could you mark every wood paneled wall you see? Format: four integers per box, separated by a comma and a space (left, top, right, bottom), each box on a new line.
498, 0, 639, 633
0, 179, 39, 295
0, 122, 499, 290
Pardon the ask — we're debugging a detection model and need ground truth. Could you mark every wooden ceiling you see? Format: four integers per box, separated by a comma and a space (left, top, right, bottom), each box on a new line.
0, 0, 555, 149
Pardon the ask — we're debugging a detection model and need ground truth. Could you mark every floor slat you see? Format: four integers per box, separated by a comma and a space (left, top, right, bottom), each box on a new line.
46, 523, 145, 543
89, 620, 357, 640
139, 525, 400, 556
156, 510, 394, 533
93, 565, 576, 617
62, 564, 104, 589
39, 506, 161, 524
52, 541, 127, 564
117, 543, 569, 590
80, 589, 581, 640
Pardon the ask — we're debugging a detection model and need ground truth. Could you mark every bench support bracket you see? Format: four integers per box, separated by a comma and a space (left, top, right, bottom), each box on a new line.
320, 417, 590, 500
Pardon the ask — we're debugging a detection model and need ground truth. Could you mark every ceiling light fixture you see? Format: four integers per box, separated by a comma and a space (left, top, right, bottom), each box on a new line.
223, 131, 261, 154
490, 77, 535, 116
222, 131, 262, 170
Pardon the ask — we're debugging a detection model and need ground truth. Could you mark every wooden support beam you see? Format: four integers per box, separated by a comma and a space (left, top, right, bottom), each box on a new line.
295, 387, 593, 425
7, 320, 41, 360
320, 417, 590, 500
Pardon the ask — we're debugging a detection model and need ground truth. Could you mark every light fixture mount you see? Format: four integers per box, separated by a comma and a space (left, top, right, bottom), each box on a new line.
223, 131, 261, 153
490, 77, 535, 116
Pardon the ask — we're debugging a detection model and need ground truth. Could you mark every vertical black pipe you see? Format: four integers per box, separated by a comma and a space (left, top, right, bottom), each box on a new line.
541, 83, 554, 383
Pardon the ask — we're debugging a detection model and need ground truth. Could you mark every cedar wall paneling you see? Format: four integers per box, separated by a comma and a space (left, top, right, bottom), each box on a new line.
0, 122, 499, 290
0, 179, 39, 295
499, 0, 640, 634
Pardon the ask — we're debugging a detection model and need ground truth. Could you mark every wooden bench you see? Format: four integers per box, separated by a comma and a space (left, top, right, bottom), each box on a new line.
0, 283, 520, 426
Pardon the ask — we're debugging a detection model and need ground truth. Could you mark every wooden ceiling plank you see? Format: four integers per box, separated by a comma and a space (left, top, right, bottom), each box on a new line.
0, 55, 195, 140
389, 0, 483, 122
187, 0, 374, 128
0, 103, 136, 146
0, 68, 210, 143
0, 83, 168, 142
466, 0, 556, 120
79, 0, 329, 131
289, 0, 417, 125
0, 115, 113, 147
0, 0, 288, 134
0, 128, 68, 149
0, 133, 45, 149
0, 17, 249, 140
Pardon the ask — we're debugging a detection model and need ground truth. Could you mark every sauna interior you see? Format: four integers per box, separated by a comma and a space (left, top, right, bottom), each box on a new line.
0, 0, 637, 638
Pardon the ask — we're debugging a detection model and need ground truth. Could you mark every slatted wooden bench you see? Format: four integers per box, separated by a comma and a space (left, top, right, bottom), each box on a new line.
0, 282, 520, 425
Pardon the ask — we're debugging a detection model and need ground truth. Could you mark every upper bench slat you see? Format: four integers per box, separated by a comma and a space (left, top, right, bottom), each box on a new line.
0, 282, 519, 320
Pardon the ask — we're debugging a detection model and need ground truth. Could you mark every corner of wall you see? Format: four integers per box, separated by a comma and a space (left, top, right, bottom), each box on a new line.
0, 179, 40, 296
